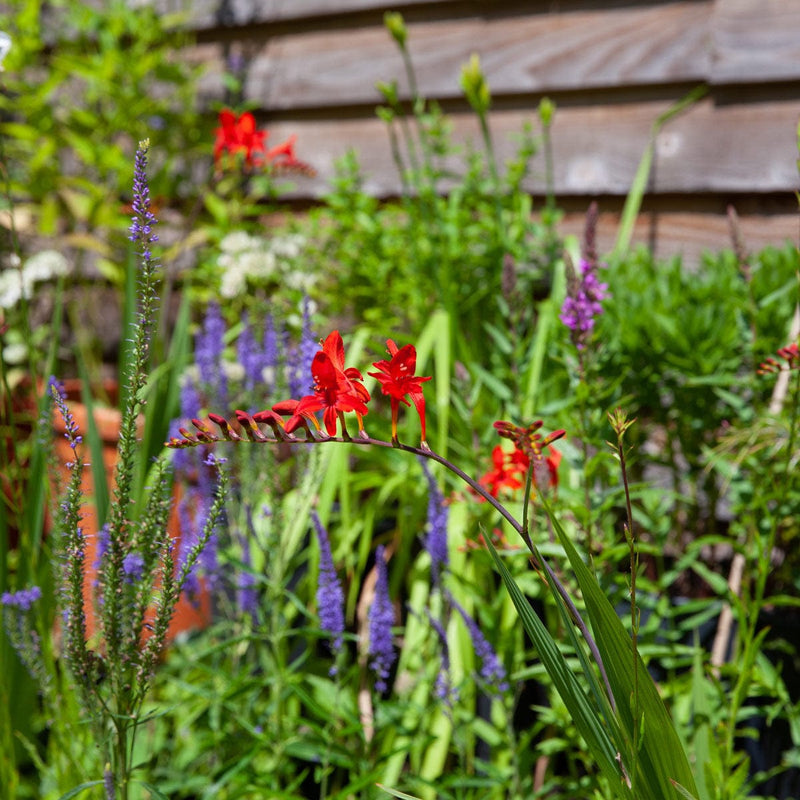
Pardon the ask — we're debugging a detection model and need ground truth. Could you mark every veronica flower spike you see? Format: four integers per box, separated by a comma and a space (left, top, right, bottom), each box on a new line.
368, 339, 431, 447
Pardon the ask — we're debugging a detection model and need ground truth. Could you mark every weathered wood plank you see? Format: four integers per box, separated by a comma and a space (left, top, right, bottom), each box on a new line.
189, 2, 713, 110
159, 0, 463, 30
259, 97, 800, 198
709, 0, 800, 84
556, 209, 798, 265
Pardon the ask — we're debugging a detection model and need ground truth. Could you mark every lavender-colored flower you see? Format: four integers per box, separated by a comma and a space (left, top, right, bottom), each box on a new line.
48, 376, 82, 450
122, 552, 144, 584
92, 523, 111, 587
103, 765, 115, 800
421, 460, 448, 585
196, 302, 228, 408
287, 296, 317, 399
237, 313, 265, 394
177, 488, 202, 600
368, 545, 395, 692
560, 256, 609, 348
236, 544, 259, 620
128, 139, 159, 261
1, 585, 42, 611
427, 610, 457, 705
450, 595, 509, 695
311, 511, 345, 656
2, 586, 44, 681
561, 203, 609, 350
262, 314, 280, 381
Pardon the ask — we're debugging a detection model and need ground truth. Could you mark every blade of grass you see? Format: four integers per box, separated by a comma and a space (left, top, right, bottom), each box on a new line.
483, 533, 632, 797
541, 492, 699, 798
612, 86, 707, 260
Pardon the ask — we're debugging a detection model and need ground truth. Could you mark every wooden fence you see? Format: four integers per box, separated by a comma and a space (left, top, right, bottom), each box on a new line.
166, 0, 800, 264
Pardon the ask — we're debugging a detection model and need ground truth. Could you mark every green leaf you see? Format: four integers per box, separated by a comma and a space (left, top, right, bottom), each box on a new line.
483, 534, 631, 797
376, 785, 425, 800
613, 86, 707, 259
56, 781, 105, 800
541, 493, 699, 799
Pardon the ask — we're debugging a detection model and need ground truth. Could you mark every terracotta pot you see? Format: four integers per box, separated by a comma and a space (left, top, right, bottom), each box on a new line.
51, 378, 211, 642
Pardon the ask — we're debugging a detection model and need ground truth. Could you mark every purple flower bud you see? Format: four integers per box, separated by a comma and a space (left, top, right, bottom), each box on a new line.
368, 545, 395, 692
128, 140, 159, 260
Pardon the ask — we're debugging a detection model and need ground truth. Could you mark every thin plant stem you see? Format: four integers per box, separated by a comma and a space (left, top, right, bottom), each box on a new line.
171, 425, 617, 712
614, 427, 639, 796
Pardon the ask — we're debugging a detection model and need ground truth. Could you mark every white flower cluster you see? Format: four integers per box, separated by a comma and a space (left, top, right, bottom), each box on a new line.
0, 250, 70, 309
216, 231, 314, 298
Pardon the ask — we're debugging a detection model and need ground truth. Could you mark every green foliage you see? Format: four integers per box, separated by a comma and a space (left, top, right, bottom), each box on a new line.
0, 0, 204, 257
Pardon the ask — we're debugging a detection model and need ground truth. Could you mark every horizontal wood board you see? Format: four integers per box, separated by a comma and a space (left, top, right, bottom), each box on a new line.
254, 98, 800, 196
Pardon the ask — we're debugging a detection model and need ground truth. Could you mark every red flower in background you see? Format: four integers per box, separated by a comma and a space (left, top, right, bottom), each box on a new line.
368, 340, 431, 445
213, 110, 266, 168
213, 110, 315, 175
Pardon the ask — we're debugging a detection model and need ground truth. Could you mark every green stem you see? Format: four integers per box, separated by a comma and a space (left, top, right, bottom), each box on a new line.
180, 429, 617, 712
616, 436, 639, 795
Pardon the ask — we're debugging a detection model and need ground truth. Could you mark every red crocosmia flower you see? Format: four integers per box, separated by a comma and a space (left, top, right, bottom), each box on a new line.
264, 133, 316, 176
479, 445, 526, 498
214, 109, 267, 168
278, 331, 370, 437
477, 442, 561, 500
368, 340, 432, 445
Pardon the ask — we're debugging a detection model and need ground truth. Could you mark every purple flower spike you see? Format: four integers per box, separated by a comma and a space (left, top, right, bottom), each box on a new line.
237, 518, 259, 620
561, 202, 609, 350
311, 511, 345, 656
288, 296, 317, 399
450, 595, 509, 695
196, 302, 228, 407
560, 257, 609, 349
427, 610, 457, 705
48, 377, 82, 451
368, 545, 395, 693
421, 460, 448, 585
128, 139, 159, 261
237, 314, 265, 394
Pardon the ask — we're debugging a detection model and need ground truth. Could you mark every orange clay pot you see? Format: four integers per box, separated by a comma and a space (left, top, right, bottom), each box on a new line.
51, 378, 211, 643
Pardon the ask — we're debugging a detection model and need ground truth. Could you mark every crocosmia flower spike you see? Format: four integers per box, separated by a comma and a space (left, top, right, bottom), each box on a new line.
277, 331, 370, 438
369, 340, 431, 447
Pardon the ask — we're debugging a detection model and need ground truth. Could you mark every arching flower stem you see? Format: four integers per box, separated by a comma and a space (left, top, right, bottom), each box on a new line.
166, 420, 614, 709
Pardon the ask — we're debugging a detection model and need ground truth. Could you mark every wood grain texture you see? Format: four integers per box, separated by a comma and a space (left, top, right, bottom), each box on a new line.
262, 97, 800, 198
556, 209, 797, 265
709, 0, 800, 83
158, 0, 464, 30
188, 2, 713, 110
